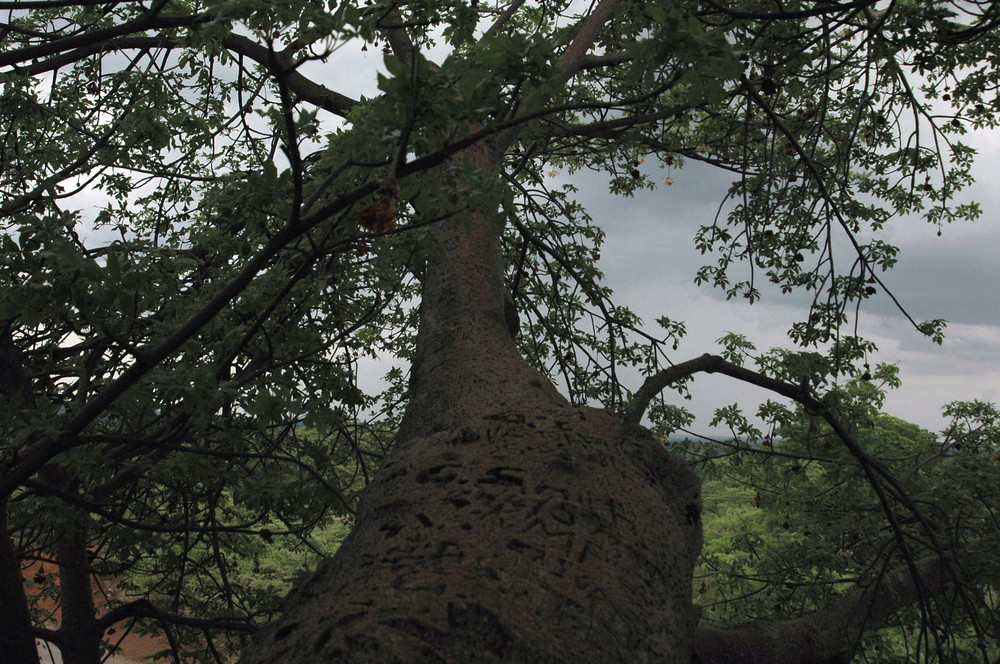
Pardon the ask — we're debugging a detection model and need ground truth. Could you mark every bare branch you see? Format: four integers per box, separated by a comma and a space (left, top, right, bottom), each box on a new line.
0, 11, 208, 69
93, 599, 256, 634
700, 0, 879, 21
625, 353, 809, 427
483, 0, 528, 40
378, 4, 418, 65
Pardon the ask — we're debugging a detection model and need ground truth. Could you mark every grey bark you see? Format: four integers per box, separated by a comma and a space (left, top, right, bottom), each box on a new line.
239, 146, 704, 662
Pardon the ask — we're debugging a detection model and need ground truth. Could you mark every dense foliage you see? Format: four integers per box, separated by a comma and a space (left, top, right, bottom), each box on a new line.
692, 373, 1000, 662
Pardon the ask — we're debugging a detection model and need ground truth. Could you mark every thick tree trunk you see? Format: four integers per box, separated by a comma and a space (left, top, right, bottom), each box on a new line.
54, 532, 101, 664
239, 149, 704, 662
241, 404, 703, 663
0, 503, 40, 664
0, 329, 41, 664
399, 146, 564, 441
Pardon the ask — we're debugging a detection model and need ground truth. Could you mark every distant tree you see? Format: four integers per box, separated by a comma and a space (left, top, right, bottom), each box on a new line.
1, 1, 999, 662
693, 371, 1000, 662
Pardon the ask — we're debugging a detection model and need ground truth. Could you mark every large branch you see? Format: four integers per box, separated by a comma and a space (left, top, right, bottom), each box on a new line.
0, 11, 208, 68
5, 32, 358, 118
223, 34, 357, 117
493, 0, 622, 154
700, 0, 879, 21
694, 542, 979, 664
548, 0, 622, 88
624, 354, 941, 538
631, 354, 950, 527
631, 354, 988, 661
377, 3, 418, 66
0, 0, 143, 7
624, 353, 810, 427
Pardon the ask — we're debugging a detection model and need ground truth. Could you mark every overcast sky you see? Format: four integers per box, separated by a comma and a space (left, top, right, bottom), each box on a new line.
580, 133, 1000, 434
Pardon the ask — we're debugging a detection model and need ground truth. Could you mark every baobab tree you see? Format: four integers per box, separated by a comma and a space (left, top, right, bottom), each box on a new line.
1, 1, 999, 663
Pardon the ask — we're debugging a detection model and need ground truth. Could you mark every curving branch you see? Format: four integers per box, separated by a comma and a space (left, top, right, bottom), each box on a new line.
628, 353, 990, 659
695, 542, 983, 664
0, 11, 209, 68
700, 0, 879, 21
626, 352, 946, 540
5, 32, 358, 118
625, 353, 812, 427
93, 598, 256, 635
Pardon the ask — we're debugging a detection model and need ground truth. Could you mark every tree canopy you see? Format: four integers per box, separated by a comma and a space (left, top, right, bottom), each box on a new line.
1, 0, 1000, 662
